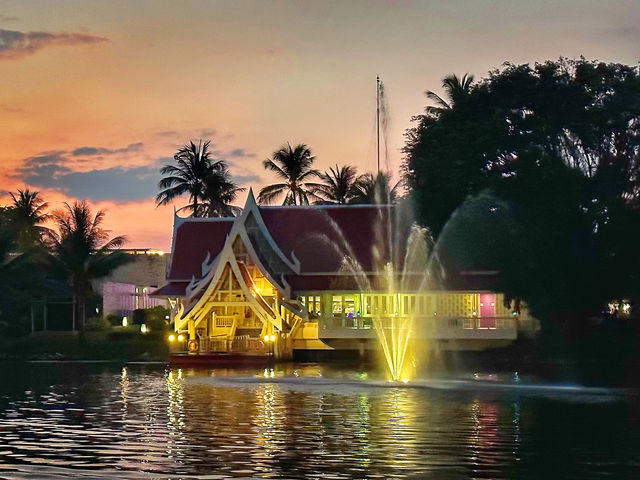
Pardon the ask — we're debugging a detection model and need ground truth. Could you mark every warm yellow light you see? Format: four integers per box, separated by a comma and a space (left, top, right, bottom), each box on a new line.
177, 334, 184, 341
263, 335, 270, 342
168, 334, 175, 342
140, 323, 148, 334
122, 316, 128, 327
269, 334, 275, 342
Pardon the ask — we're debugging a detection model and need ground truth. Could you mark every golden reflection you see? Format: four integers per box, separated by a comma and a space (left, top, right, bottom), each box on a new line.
120, 366, 129, 422
252, 383, 284, 459
356, 393, 372, 468
292, 364, 324, 377
166, 368, 186, 459
379, 388, 419, 470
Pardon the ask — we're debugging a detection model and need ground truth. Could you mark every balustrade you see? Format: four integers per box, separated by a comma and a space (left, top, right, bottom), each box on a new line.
197, 334, 265, 353
320, 314, 515, 331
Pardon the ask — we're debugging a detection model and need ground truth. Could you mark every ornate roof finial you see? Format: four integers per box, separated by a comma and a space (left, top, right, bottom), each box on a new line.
246, 187, 257, 208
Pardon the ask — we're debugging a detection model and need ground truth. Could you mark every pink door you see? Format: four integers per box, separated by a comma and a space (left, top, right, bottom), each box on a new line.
479, 293, 496, 328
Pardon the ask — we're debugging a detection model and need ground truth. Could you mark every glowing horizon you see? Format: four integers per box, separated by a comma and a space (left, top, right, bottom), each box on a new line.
1, 1, 638, 250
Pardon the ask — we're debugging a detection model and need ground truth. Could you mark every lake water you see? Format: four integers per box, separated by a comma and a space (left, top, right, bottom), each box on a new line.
0, 362, 638, 479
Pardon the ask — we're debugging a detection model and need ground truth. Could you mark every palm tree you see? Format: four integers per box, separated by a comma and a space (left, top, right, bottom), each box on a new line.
315, 165, 359, 204
350, 171, 401, 205
425, 73, 474, 114
0, 215, 38, 331
258, 143, 324, 205
157, 140, 224, 217
198, 166, 245, 217
48, 202, 130, 330
8, 189, 51, 251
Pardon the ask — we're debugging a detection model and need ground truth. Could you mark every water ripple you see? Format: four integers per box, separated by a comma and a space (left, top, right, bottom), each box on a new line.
0, 363, 638, 479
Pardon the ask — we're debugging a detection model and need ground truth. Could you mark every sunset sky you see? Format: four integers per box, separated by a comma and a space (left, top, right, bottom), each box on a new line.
1, 0, 639, 250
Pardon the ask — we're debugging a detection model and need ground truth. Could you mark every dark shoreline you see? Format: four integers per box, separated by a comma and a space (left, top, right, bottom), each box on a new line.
2, 320, 639, 387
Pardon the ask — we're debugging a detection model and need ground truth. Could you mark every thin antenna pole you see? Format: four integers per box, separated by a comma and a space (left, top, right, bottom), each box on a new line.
376, 75, 380, 174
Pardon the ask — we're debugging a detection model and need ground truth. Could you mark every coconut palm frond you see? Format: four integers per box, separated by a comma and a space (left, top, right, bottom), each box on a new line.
259, 142, 321, 205
156, 138, 244, 217
425, 73, 475, 115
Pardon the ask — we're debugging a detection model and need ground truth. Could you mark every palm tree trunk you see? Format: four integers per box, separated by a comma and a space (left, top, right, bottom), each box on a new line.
75, 294, 86, 331
72, 295, 76, 332
82, 299, 86, 331
193, 196, 198, 217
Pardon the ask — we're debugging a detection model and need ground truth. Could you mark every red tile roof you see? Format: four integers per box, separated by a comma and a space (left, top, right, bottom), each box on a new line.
157, 205, 495, 298
286, 272, 438, 294
167, 219, 233, 280
161, 205, 416, 295
259, 205, 392, 273
286, 274, 374, 293
151, 281, 189, 297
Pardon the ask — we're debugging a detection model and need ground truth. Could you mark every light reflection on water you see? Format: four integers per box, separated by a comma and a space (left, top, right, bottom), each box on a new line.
0, 362, 638, 479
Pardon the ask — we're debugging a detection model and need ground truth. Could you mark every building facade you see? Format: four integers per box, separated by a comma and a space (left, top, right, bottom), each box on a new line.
97, 249, 170, 318
153, 191, 537, 359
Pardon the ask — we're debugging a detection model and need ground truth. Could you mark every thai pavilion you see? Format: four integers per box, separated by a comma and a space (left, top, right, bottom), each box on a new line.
153, 190, 536, 360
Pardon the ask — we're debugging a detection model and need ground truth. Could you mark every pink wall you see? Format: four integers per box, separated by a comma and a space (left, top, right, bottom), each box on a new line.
102, 282, 166, 317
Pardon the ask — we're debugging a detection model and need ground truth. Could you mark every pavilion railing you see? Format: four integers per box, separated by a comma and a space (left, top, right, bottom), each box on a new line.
198, 335, 266, 353
320, 315, 517, 331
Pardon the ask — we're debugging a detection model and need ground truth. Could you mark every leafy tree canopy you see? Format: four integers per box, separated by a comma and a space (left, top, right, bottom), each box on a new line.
404, 58, 640, 318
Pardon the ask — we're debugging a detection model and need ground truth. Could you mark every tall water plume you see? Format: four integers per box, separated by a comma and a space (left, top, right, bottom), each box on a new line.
316, 198, 442, 382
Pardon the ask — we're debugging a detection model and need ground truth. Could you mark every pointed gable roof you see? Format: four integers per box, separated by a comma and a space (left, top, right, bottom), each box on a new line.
157, 191, 397, 299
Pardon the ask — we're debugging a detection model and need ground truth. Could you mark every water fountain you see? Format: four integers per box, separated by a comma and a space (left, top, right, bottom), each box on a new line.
324, 200, 442, 382
370, 224, 433, 382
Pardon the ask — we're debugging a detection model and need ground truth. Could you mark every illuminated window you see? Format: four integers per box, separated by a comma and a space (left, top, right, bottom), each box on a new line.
331, 295, 355, 318
302, 295, 321, 316
344, 295, 355, 317
332, 296, 343, 317
314, 296, 321, 314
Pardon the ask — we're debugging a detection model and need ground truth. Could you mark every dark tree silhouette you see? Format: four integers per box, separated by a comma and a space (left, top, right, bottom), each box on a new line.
157, 140, 242, 217
404, 58, 640, 318
258, 143, 323, 205
8, 189, 51, 251
0, 213, 39, 333
316, 165, 359, 204
198, 166, 245, 217
350, 171, 401, 205
424, 73, 474, 115
48, 202, 130, 330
